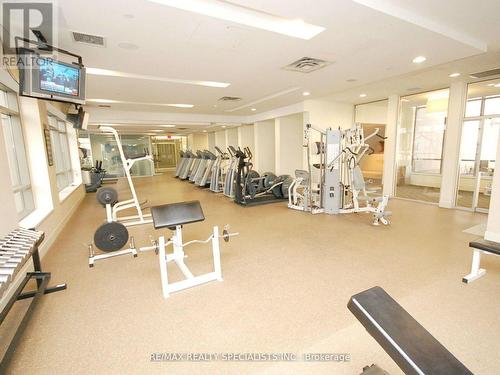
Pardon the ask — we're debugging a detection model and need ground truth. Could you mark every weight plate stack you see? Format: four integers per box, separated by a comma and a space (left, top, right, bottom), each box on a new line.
94, 222, 129, 252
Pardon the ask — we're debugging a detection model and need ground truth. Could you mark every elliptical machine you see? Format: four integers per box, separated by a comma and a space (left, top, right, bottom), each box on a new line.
233, 147, 292, 206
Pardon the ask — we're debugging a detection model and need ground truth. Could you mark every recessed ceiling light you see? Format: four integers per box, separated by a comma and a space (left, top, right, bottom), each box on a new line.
203, 130, 207, 133
359, 94, 367, 98
487, 83, 495, 87
147, 0, 325, 40
251, 108, 256, 111
448, 72, 460, 78
495, 83, 500, 88
86, 68, 230, 88
412, 56, 427, 64
302, 91, 311, 96
221, 125, 226, 128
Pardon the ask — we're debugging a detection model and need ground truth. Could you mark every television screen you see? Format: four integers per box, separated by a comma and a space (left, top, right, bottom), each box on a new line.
17, 50, 86, 105
40, 60, 80, 97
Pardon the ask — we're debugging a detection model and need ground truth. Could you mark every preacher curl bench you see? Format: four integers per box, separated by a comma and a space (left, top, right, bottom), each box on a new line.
140, 200, 237, 299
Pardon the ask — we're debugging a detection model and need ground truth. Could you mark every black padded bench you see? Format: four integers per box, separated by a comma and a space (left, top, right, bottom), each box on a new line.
348, 286, 473, 375
150, 200, 205, 230
463, 238, 500, 283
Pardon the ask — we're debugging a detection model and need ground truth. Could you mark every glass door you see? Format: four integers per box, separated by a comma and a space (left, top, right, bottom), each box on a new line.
456, 80, 500, 212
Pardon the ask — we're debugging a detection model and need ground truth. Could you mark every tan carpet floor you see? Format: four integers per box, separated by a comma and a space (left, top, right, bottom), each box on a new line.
3, 173, 500, 375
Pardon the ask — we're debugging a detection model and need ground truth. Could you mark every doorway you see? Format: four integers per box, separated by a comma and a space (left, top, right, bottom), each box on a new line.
152, 139, 181, 172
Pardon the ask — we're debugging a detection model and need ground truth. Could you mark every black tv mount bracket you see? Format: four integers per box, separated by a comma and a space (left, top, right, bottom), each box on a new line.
14, 35, 84, 68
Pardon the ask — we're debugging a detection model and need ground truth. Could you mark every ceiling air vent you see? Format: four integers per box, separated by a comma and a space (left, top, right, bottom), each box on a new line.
469, 68, 500, 79
283, 57, 332, 73
72, 32, 105, 47
218, 96, 242, 102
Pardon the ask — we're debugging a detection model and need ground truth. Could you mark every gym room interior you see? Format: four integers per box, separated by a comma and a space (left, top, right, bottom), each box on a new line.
0, 1, 499, 374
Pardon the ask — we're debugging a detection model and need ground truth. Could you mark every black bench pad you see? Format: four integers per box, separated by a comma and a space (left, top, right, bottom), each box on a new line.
151, 201, 205, 229
348, 286, 473, 375
469, 239, 500, 255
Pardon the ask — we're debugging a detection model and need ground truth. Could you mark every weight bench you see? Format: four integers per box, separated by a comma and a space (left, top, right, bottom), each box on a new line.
141, 200, 237, 299
348, 286, 473, 375
462, 238, 500, 283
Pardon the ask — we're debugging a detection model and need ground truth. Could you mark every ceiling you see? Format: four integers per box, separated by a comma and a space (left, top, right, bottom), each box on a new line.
46, 0, 500, 122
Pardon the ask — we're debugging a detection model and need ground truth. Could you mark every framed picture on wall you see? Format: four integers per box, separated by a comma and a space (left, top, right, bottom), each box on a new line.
44, 128, 54, 166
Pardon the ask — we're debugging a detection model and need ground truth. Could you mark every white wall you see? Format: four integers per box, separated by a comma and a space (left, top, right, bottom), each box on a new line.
254, 120, 275, 172
215, 130, 226, 151
275, 113, 303, 176
207, 132, 216, 152
188, 133, 208, 151
225, 128, 238, 148
485, 133, 500, 242
238, 125, 254, 155
355, 101, 388, 124
303, 98, 354, 130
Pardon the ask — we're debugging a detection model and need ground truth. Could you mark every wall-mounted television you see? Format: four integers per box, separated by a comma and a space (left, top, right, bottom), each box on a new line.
18, 52, 86, 105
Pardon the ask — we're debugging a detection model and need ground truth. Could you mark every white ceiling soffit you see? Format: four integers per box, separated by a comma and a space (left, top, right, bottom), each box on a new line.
351, 0, 487, 51
86, 68, 230, 88
147, 0, 325, 40
225, 87, 301, 112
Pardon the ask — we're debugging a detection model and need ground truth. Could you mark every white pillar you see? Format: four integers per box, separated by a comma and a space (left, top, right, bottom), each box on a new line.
485, 133, 500, 242
274, 118, 281, 174
439, 81, 467, 208
382, 94, 399, 197
253, 120, 275, 172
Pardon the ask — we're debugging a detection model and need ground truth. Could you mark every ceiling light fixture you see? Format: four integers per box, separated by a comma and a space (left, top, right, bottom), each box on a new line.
86, 68, 230, 88
147, 0, 325, 40
448, 72, 460, 78
251, 108, 256, 111
221, 125, 226, 128
86, 99, 194, 108
495, 83, 500, 88
302, 91, 311, 96
359, 94, 367, 98
412, 56, 426, 64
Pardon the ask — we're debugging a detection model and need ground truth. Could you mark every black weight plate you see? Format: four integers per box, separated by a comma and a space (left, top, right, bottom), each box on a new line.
96, 187, 118, 206
263, 172, 277, 189
94, 222, 129, 252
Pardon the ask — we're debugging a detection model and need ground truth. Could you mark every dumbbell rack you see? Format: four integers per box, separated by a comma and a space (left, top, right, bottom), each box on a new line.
0, 228, 66, 371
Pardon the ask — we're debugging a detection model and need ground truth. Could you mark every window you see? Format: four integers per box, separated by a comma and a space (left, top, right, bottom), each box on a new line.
48, 115, 74, 191
0, 90, 35, 219
411, 107, 447, 174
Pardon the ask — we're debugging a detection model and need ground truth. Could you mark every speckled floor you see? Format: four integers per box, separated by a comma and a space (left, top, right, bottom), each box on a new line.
4, 173, 499, 375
